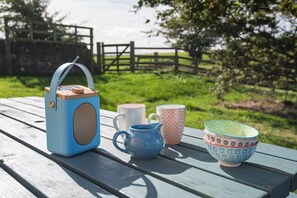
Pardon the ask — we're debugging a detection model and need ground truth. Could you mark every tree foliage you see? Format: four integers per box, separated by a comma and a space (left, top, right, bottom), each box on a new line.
136, 0, 297, 98
0, 0, 65, 40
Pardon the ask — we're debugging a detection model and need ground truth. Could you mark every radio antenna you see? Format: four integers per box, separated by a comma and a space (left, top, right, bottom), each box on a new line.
58, 56, 79, 86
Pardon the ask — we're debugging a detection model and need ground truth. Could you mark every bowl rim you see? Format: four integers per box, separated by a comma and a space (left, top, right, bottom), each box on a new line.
204, 129, 258, 140
204, 120, 259, 139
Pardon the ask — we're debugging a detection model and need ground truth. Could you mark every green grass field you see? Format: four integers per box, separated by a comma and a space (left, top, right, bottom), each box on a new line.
0, 72, 296, 150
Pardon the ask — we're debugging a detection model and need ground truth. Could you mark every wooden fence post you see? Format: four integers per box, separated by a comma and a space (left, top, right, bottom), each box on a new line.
130, 41, 135, 73
116, 45, 119, 72
29, 19, 34, 40
90, 28, 94, 73
4, 18, 12, 75
194, 56, 198, 75
74, 27, 78, 43
52, 23, 57, 42
97, 42, 102, 74
174, 48, 179, 72
102, 42, 106, 73
90, 28, 94, 56
154, 52, 159, 70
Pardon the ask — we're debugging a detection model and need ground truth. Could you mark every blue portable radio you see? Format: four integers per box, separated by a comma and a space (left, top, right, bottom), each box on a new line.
44, 58, 100, 156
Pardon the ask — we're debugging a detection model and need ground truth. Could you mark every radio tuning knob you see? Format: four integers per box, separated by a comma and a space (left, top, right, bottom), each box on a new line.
72, 86, 84, 94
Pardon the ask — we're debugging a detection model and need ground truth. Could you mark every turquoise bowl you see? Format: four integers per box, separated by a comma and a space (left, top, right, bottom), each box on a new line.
204, 120, 259, 167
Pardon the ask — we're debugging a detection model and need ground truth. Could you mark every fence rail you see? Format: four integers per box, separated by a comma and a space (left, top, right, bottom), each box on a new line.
97, 41, 200, 74
3, 17, 94, 74
4, 18, 93, 45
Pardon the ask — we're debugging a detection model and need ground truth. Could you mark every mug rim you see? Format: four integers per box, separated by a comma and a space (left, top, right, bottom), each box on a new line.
157, 104, 185, 110
118, 103, 146, 109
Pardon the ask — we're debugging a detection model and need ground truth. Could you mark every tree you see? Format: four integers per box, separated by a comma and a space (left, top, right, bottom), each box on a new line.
135, 0, 222, 60
0, 0, 65, 40
135, 0, 297, 98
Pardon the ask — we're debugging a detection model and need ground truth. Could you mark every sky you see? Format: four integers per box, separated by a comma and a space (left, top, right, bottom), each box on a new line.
48, 0, 169, 49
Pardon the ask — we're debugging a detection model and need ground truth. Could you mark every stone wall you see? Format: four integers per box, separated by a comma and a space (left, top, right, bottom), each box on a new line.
0, 39, 94, 75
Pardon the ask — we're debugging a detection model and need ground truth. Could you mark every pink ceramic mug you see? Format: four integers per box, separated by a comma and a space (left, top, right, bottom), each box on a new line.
148, 104, 186, 145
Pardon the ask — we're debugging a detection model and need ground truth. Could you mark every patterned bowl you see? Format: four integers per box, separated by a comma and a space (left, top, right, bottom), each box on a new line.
204, 120, 259, 167
204, 140, 257, 167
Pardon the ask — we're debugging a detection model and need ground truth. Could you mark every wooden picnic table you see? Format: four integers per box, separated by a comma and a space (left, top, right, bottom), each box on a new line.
0, 96, 296, 198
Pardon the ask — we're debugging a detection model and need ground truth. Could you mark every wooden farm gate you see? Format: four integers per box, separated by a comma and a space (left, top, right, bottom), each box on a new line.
97, 42, 135, 73
97, 41, 200, 74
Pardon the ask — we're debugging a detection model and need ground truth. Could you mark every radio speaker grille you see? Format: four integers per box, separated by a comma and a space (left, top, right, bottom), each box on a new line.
73, 103, 97, 145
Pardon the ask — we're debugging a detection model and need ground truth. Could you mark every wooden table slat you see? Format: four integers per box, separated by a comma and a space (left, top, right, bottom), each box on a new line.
0, 115, 200, 198
0, 167, 35, 198
8, 97, 116, 118
0, 98, 45, 117
0, 133, 115, 198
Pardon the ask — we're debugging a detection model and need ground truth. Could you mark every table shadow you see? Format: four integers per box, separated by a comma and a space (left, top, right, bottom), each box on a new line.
92, 148, 162, 197
161, 145, 217, 163
128, 155, 190, 176
178, 141, 208, 153
98, 140, 191, 176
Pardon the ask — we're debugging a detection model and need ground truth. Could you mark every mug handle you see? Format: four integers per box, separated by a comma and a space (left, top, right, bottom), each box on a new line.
148, 113, 160, 123
113, 113, 125, 131
113, 131, 129, 153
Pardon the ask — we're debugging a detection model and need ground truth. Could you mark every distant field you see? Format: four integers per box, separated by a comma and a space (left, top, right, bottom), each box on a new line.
1, 72, 296, 150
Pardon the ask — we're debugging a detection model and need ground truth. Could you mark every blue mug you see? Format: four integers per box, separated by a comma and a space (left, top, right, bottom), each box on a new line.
113, 123, 164, 160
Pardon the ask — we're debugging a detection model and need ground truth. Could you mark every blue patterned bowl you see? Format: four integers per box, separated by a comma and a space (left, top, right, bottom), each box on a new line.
204, 141, 257, 167
204, 120, 259, 167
